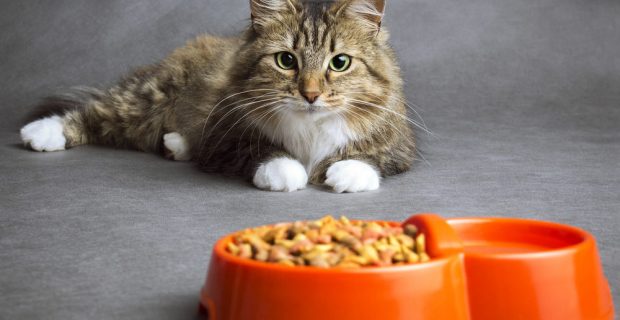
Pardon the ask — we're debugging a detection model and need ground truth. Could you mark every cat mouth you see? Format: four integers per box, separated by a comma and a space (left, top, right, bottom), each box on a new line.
288, 103, 323, 113
289, 105, 332, 119
286, 99, 334, 116
305, 105, 322, 113
303, 100, 331, 113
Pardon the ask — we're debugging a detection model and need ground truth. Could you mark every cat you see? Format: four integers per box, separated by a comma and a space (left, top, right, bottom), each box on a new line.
20, 0, 415, 193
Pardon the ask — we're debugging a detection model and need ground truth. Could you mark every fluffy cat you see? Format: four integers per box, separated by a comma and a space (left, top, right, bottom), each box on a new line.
20, 0, 415, 193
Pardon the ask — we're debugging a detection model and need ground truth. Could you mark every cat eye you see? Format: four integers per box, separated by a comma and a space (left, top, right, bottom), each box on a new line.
329, 54, 352, 72
275, 52, 297, 70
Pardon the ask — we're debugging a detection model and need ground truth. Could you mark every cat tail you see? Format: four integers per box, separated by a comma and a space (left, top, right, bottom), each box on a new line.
22, 87, 103, 125
20, 85, 167, 153
20, 87, 105, 152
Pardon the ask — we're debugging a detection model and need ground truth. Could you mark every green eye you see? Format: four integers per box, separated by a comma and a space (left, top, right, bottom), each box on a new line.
329, 54, 352, 72
275, 52, 297, 70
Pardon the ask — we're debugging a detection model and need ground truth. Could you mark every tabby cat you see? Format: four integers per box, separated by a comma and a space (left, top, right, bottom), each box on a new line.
20, 0, 415, 193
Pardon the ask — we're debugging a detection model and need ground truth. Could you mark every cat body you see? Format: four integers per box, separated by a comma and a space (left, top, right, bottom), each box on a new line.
20, 0, 415, 193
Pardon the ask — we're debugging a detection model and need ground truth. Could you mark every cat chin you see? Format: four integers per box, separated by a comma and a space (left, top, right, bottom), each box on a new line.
283, 99, 336, 118
287, 107, 336, 121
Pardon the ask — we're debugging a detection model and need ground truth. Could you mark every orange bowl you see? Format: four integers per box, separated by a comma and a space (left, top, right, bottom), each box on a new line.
200, 214, 615, 320
447, 217, 615, 320
199, 215, 470, 320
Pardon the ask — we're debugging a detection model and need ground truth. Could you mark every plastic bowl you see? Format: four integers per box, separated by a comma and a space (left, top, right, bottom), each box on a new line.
447, 217, 615, 320
199, 216, 470, 320
200, 214, 614, 320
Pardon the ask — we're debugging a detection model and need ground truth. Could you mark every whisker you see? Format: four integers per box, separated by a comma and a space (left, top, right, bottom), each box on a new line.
199, 92, 279, 142
346, 98, 434, 136
346, 96, 427, 131
212, 100, 283, 154
342, 90, 429, 132
341, 104, 394, 147
236, 104, 283, 157
343, 93, 433, 166
247, 105, 286, 158
200, 96, 282, 148
270, 106, 287, 146
415, 149, 431, 167
255, 104, 287, 158
203, 100, 283, 163
197, 89, 280, 155
344, 103, 430, 166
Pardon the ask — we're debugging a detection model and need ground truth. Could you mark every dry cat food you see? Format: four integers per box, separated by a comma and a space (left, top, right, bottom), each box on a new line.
226, 216, 429, 268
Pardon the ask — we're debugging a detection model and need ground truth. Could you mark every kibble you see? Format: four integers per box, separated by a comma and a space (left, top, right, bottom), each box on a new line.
226, 216, 429, 268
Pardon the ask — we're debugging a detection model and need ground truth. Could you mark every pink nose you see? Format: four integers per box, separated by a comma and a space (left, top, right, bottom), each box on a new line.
302, 91, 320, 104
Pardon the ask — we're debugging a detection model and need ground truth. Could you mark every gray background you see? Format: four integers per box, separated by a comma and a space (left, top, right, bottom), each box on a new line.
1, 0, 618, 319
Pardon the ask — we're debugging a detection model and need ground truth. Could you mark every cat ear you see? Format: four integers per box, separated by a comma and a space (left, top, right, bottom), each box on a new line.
333, 0, 386, 33
250, 0, 300, 32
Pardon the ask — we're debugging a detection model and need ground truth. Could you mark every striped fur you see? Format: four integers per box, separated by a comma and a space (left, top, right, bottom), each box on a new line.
22, 0, 415, 188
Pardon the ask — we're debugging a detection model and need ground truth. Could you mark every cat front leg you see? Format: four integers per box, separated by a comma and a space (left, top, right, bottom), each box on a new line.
311, 148, 413, 193
253, 155, 308, 192
324, 160, 381, 193
197, 132, 307, 192
310, 156, 381, 193
163, 132, 192, 161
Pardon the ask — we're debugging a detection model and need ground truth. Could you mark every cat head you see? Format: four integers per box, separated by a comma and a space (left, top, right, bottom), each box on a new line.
237, 0, 402, 127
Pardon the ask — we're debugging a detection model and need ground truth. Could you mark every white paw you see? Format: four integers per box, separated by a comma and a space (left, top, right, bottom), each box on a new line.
163, 132, 191, 161
20, 116, 66, 152
253, 157, 308, 192
325, 160, 380, 193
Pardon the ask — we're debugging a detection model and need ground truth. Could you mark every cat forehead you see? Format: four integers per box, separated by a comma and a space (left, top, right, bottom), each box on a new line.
302, 0, 334, 19
260, 6, 360, 53
290, 24, 350, 69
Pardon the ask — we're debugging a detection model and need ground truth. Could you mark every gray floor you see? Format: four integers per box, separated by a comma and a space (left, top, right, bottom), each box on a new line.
1, 0, 618, 319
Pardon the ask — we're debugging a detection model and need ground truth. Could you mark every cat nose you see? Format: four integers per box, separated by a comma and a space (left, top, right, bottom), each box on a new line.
301, 91, 321, 104
300, 76, 322, 104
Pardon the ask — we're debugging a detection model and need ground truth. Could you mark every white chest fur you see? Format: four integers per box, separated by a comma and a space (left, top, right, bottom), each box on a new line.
262, 111, 356, 173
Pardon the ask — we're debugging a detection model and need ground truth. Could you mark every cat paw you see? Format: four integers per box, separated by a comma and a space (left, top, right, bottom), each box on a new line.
325, 160, 380, 193
163, 132, 191, 161
253, 157, 308, 192
20, 116, 66, 152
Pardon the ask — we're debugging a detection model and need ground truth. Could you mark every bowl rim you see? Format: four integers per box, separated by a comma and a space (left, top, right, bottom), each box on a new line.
446, 216, 595, 260
211, 220, 460, 274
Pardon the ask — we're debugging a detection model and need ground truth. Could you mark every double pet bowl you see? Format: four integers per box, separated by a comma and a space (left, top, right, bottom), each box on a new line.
199, 214, 615, 320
